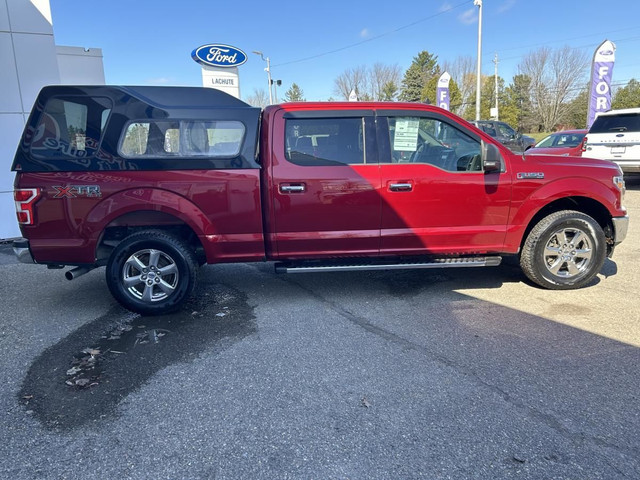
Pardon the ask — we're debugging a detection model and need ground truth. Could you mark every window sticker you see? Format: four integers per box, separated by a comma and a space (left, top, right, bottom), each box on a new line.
393, 118, 420, 151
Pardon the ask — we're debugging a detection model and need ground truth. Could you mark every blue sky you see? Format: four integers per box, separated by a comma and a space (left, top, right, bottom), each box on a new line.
50, 0, 640, 102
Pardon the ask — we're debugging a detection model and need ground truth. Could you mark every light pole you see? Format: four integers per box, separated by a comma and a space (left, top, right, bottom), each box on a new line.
253, 51, 273, 105
474, 0, 483, 121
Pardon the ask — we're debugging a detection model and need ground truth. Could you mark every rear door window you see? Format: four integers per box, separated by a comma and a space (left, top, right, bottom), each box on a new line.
285, 118, 366, 166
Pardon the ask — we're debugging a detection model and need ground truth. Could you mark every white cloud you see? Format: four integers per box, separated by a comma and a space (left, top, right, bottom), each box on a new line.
360, 28, 370, 38
498, 0, 516, 13
439, 2, 453, 12
458, 8, 477, 25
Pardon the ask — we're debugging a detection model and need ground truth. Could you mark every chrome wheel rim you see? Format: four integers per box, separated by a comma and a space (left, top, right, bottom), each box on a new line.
543, 227, 593, 279
122, 249, 179, 303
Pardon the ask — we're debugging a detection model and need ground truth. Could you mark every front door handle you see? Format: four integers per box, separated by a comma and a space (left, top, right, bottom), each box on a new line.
389, 183, 413, 192
280, 183, 306, 193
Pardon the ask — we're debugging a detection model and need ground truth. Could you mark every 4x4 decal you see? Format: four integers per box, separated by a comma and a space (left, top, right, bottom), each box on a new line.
52, 185, 102, 198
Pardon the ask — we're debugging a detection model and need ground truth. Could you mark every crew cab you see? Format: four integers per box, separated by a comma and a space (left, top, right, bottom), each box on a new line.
11, 86, 629, 314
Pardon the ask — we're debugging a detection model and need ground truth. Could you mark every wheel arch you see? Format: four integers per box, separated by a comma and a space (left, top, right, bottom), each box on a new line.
84, 188, 212, 264
95, 210, 206, 265
519, 196, 614, 255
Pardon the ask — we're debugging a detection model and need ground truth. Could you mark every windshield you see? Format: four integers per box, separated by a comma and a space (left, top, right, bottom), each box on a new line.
590, 113, 640, 133
535, 132, 585, 148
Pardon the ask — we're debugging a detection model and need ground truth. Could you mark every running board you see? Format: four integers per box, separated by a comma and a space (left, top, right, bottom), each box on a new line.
274, 256, 502, 274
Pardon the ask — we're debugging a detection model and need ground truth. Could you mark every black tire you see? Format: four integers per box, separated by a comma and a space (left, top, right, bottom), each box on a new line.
106, 230, 198, 315
520, 210, 606, 290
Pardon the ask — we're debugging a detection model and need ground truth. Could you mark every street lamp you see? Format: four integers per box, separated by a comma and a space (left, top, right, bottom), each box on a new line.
474, 0, 483, 121
252, 51, 273, 105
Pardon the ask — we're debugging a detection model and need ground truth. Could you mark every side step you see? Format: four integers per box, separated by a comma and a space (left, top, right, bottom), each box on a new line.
275, 256, 502, 274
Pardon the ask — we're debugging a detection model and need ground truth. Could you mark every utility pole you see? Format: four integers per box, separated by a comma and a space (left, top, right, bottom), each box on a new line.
474, 0, 483, 121
493, 52, 499, 120
252, 51, 273, 105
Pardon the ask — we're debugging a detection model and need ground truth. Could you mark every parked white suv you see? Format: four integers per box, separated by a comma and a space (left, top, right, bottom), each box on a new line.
584, 108, 640, 173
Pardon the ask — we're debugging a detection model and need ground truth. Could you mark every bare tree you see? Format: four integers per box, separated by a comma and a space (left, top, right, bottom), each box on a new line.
333, 65, 370, 100
518, 46, 588, 131
333, 64, 402, 101
245, 88, 269, 108
442, 56, 475, 115
370, 63, 402, 101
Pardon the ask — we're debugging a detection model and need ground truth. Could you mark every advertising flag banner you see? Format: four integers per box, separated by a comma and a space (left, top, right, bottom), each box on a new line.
437, 72, 451, 111
587, 40, 616, 128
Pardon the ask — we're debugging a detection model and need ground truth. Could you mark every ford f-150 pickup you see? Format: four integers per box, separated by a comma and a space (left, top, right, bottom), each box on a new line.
11, 86, 629, 314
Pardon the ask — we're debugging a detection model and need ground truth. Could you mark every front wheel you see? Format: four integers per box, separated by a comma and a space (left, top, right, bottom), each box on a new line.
106, 230, 198, 315
520, 210, 606, 290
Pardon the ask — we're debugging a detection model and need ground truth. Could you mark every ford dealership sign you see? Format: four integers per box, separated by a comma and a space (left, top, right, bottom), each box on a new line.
191, 44, 247, 68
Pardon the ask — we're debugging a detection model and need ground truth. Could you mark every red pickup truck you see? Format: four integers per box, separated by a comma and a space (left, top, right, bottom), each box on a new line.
11, 86, 629, 314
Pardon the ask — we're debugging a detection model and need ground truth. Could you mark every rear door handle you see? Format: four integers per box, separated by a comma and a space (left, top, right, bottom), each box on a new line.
279, 183, 306, 193
389, 183, 413, 192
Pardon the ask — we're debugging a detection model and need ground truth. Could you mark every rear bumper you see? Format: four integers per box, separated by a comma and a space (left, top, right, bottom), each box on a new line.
12, 238, 35, 264
618, 162, 640, 173
612, 216, 629, 245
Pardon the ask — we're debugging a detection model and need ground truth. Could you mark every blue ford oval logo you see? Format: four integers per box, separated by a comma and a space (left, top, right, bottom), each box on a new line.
191, 44, 247, 68
599, 49, 614, 56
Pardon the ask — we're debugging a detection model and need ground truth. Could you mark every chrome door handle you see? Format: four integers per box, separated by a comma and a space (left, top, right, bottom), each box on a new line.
280, 184, 306, 193
389, 183, 413, 192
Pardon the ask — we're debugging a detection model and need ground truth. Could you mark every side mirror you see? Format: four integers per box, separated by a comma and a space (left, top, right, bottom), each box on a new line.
482, 141, 503, 173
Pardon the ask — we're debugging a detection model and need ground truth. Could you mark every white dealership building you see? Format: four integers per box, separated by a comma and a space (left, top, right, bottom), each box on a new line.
0, 0, 104, 239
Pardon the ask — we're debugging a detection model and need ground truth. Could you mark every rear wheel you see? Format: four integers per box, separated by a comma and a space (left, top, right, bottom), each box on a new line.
520, 210, 606, 289
106, 230, 198, 315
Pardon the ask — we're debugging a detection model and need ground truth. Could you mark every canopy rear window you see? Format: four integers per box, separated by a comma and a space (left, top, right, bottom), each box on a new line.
30, 96, 111, 161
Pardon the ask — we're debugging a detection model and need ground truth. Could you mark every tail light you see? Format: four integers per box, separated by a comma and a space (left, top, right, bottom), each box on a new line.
14, 188, 41, 225
581, 137, 588, 152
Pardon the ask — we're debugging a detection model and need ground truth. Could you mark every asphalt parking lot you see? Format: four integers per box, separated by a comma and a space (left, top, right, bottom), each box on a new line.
0, 179, 638, 479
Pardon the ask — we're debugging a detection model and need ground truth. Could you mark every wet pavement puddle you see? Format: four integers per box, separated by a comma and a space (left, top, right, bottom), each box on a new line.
19, 282, 256, 430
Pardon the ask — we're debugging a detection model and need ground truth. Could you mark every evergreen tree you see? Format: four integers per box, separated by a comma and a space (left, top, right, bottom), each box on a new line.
380, 81, 397, 101
284, 83, 305, 102
505, 74, 536, 132
612, 79, 640, 109
399, 51, 439, 102
565, 87, 588, 129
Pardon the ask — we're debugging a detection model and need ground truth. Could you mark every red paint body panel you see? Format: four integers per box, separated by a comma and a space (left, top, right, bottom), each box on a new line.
379, 164, 512, 254
16, 170, 264, 264
265, 107, 381, 258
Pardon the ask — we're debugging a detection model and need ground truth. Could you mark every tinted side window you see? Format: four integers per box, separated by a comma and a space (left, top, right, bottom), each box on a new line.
119, 120, 245, 158
285, 118, 365, 166
590, 113, 640, 133
497, 122, 516, 137
30, 96, 112, 160
385, 117, 482, 172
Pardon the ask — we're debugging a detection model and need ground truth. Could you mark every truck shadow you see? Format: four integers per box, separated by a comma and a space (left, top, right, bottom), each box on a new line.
18, 281, 256, 430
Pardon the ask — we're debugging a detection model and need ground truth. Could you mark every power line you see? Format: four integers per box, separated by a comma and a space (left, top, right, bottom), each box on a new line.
272, 0, 473, 68
485, 25, 640, 55
483, 35, 640, 69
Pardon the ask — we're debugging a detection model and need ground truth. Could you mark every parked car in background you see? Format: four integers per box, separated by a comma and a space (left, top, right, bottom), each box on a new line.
584, 108, 640, 173
525, 129, 587, 157
469, 120, 535, 154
